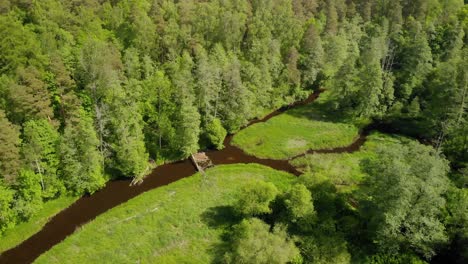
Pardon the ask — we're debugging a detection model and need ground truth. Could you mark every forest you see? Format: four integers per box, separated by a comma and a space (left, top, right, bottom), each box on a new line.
0, 0, 466, 263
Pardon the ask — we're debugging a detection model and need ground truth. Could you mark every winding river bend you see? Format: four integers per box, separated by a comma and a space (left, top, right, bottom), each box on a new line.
0, 90, 375, 264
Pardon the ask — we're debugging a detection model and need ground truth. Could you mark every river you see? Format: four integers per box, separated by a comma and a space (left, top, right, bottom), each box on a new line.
0, 90, 375, 263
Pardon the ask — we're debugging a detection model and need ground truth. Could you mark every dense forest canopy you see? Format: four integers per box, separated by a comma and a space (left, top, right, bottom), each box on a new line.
0, 0, 466, 262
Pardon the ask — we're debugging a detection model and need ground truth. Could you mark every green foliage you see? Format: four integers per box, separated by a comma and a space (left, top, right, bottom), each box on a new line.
13, 169, 43, 220
204, 118, 227, 150
444, 187, 468, 261
298, 231, 351, 264
109, 101, 148, 178
6, 67, 54, 123
394, 19, 433, 100
170, 52, 201, 158
219, 53, 250, 133
60, 110, 105, 194
22, 119, 63, 198
0, 195, 77, 253
361, 142, 450, 258
300, 23, 324, 88
0, 15, 44, 74
283, 183, 315, 221
0, 183, 15, 234
0, 1, 466, 260
365, 252, 427, 264
234, 181, 279, 216
0, 110, 21, 183
224, 218, 300, 264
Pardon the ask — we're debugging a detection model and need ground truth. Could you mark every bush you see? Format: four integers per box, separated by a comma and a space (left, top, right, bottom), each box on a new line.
234, 181, 278, 216
224, 218, 300, 264
205, 118, 227, 150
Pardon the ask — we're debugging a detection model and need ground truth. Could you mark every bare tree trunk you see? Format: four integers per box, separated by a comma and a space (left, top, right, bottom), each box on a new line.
456, 74, 467, 124
95, 103, 108, 167
435, 121, 447, 151
35, 159, 45, 191
214, 92, 219, 118
158, 85, 162, 151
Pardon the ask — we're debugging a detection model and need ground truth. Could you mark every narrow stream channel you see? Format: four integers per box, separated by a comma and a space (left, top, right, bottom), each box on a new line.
0, 89, 374, 263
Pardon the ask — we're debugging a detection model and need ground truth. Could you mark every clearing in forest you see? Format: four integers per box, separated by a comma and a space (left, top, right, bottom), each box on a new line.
232, 92, 367, 160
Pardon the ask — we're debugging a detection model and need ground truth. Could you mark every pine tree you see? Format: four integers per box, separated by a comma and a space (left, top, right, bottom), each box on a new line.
0, 15, 44, 74
109, 98, 149, 177
325, 0, 338, 35
7, 67, 54, 124
300, 23, 324, 89
220, 53, 250, 132
0, 110, 21, 183
60, 110, 105, 194
394, 19, 433, 100
171, 52, 201, 158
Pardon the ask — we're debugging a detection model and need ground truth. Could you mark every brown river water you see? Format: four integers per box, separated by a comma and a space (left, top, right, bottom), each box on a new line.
0, 90, 377, 263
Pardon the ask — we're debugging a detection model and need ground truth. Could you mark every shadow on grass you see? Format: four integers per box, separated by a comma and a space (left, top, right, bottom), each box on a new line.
200, 206, 240, 229
201, 206, 241, 263
286, 99, 362, 126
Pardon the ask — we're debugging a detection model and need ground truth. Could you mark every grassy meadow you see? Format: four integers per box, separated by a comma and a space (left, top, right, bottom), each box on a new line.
232, 92, 367, 160
291, 132, 410, 192
34, 164, 296, 264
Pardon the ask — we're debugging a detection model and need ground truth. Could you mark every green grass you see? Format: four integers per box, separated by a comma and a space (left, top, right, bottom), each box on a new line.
290, 132, 408, 192
232, 92, 368, 160
35, 164, 296, 264
0, 196, 78, 253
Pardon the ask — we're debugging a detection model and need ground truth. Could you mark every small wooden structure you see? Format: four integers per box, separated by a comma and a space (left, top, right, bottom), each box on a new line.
190, 152, 214, 175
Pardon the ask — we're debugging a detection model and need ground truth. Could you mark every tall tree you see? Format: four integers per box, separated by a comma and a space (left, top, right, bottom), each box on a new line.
361, 142, 450, 258
108, 97, 149, 178
6, 67, 54, 124
220, 53, 250, 132
325, 0, 338, 35
21, 119, 63, 198
0, 183, 15, 234
300, 23, 324, 89
0, 110, 21, 183
13, 169, 43, 220
394, 19, 433, 101
60, 110, 105, 194
194, 46, 222, 121
170, 52, 201, 158
0, 15, 44, 74
141, 70, 175, 159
